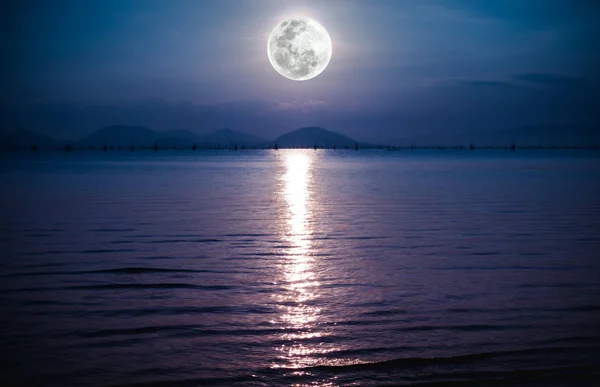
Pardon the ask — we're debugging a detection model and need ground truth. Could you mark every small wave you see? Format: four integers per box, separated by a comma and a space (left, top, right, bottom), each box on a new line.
224, 233, 272, 237
79, 324, 284, 339
558, 305, 600, 312
23, 250, 67, 256
107, 375, 257, 387
393, 323, 530, 332
22, 262, 66, 268
146, 238, 222, 244
308, 347, 592, 372
82, 249, 138, 254
343, 236, 390, 240
12, 283, 235, 292
361, 309, 409, 317
310, 236, 336, 240
24, 249, 138, 256
519, 282, 583, 288
80, 324, 199, 338
92, 267, 204, 274
468, 251, 500, 256
20, 299, 103, 307
89, 228, 136, 232
445, 305, 600, 314
65, 283, 233, 291
534, 335, 600, 346
396, 366, 600, 387
236, 252, 281, 257
98, 305, 276, 317
8, 267, 207, 276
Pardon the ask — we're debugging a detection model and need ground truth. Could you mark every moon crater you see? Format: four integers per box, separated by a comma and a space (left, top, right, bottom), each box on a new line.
268, 17, 332, 81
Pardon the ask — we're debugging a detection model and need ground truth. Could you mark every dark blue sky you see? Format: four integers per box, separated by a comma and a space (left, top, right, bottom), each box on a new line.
2, 0, 599, 142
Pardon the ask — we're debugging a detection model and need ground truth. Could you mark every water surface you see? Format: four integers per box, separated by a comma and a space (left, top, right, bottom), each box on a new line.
1, 150, 600, 386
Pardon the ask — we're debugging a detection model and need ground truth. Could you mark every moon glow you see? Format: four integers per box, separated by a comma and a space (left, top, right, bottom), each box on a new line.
267, 17, 332, 81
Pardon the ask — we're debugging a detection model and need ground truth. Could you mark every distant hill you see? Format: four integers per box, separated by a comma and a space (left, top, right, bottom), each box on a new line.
394, 125, 600, 147
78, 125, 156, 148
3, 124, 597, 151
156, 129, 202, 142
78, 125, 211, 148
154, 129, 202, 148
203, 128, 266, 148
274, 127, 359, 148
0, 129, 62, 150
76, 126, 265, 149
487, 125, 600, 147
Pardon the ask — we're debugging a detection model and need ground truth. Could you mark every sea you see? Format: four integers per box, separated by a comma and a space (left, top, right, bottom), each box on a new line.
1, 149, 599, 386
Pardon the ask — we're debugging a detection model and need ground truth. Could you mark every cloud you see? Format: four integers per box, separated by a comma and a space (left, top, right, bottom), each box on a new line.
266, 99, 328, 113
513, 73, 582, 86
425, 78, 518, 89
453, 79, 514, 87
410, 4, 500, 26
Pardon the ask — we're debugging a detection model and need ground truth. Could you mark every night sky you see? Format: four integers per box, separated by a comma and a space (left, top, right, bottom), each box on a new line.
2, 0, 599, 142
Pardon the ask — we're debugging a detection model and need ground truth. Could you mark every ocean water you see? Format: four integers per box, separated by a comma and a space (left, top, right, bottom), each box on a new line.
1, 149, 600, 387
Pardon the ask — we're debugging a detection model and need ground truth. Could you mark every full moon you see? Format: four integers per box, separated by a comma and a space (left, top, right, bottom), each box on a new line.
267, 17, 332, 81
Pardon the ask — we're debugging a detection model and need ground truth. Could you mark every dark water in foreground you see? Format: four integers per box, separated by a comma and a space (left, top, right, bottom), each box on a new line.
1, 150, 600, 386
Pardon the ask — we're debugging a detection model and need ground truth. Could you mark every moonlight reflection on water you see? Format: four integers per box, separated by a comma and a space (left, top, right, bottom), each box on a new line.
273, 150, 336, 369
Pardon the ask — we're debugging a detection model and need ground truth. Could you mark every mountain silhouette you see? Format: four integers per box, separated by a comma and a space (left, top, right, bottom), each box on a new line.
157, 129, 203, 141
274, 127, 359, 148
76, 126, 266, 149
203, 128, 266, 147
0, 128, 61, 150
3, 124, 598, 150
394, 124, 600, 147
154, 129, 202, 148
78, 125, 156, 147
